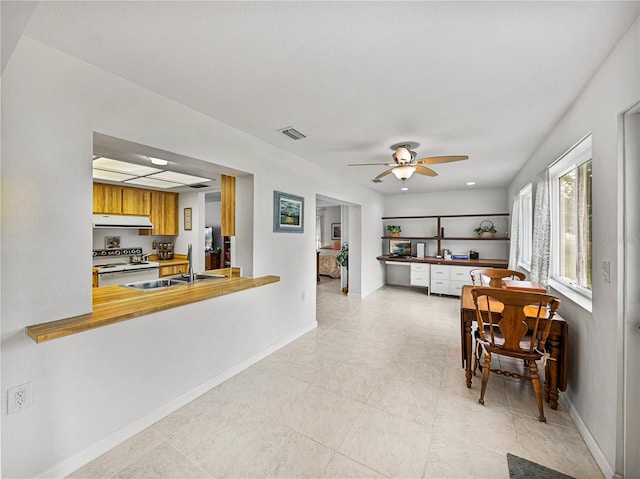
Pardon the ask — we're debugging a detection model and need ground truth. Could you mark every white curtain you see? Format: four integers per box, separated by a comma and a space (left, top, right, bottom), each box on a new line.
316, 215, 323, 250
530, 170, 551, 286
508, 195, 520, 270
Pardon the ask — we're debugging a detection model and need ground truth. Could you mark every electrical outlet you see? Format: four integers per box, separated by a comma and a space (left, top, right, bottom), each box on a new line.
7, 383, 32, 414
602, 260, 611, 284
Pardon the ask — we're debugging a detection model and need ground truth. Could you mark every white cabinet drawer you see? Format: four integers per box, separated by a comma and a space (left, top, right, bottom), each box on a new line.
450, 266, 474, 284
430, 279, 449, 295
431, 265, 449, 279
410, 273, 429, 286
448, 280, 468, 296
411, 263, 429, 272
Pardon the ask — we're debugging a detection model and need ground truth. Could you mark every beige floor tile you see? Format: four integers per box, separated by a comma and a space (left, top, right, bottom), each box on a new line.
322, 453, 389, 478
112, 442, 210, 479
512, 414, 605, 479
281, 385, 365, 449
66, 427, 165, 478
68, 278, 603, 479
313, 360, 382, 403
338, 405, 432, 478
366, 375, 440, 426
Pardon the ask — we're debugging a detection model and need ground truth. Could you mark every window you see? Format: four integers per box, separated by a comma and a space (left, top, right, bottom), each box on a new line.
550, 134, 592, 298
517, 183, 533, 270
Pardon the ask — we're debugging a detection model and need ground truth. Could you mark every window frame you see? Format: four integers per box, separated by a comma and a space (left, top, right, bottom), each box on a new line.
549, 134, 593, 308
517, 183, 533, 271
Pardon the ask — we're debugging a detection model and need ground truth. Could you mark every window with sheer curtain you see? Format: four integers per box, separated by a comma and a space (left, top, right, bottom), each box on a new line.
517, 183, 533, 270
550, 134, 592, 297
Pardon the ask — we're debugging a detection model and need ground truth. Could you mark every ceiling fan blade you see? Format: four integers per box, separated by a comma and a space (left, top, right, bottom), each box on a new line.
415, 155, 468, 165
374, 168, 395, 180
415, 165, 438, 177
348, 162, 394, 167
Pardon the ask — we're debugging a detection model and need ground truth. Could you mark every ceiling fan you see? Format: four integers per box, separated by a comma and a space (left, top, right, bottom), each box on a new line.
349, 142, 468, 189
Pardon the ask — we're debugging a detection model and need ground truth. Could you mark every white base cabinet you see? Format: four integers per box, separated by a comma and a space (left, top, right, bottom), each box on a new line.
410, 263, 430, 288
430, 265, 475, 296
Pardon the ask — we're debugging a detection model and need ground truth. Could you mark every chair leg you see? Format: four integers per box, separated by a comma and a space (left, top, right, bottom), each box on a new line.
529, 360, 546, 422
479, 352, 491, 405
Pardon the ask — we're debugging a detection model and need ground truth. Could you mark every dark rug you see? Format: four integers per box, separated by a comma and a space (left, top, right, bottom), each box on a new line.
507, 453, 576, 479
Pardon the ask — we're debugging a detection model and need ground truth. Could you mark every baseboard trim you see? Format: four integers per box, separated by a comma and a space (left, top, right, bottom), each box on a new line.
562, 394, 615, 479
40, 322, 317, 479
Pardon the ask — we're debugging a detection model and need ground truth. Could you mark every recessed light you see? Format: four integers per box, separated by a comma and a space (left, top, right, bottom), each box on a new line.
466, 181, 476, 186
149, 156, 169, 166
401, 187, 408, 191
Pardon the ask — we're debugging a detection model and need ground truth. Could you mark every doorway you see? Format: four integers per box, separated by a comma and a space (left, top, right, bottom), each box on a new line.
618, 106, 640, 478
315, 195, 361, 297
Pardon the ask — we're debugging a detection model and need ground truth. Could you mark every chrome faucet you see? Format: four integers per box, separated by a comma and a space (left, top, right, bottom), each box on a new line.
180, 243, 196, 282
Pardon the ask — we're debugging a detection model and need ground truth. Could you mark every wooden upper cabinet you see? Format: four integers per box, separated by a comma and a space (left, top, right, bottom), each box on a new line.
93, 183, 123, 214
139, 191, 178, 236
221, 174, 236, 237
122, 187, 151, 216
93, 183, 151, 216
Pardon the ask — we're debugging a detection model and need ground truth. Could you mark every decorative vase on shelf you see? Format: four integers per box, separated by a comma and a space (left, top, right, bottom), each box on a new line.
389, 232, 400, 237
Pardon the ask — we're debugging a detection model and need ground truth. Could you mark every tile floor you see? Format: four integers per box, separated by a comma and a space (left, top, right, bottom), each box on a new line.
68, 277, 603, 478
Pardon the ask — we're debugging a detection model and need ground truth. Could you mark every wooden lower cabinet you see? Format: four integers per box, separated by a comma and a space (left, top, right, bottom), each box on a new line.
158, 264, 187, 277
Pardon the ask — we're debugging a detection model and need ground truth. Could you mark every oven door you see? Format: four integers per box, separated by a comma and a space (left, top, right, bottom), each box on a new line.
98, 268, 160, 287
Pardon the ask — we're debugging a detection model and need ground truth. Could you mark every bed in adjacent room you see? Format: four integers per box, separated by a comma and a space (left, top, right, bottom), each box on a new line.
317, 247, 341, 278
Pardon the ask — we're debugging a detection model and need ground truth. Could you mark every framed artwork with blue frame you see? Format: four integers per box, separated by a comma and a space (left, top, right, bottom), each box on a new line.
273, 191, 304, 233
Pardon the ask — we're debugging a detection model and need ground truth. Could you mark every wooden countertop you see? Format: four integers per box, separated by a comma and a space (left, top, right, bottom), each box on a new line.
148, 254, 188, 265
377, 255, 508, 268
26, 268, 280, 344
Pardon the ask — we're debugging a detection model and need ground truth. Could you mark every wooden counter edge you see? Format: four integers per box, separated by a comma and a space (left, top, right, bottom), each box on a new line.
26, 274, 280, 344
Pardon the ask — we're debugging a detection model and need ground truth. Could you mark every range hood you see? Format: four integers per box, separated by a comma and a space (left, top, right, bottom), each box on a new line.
93, 214, 153, 229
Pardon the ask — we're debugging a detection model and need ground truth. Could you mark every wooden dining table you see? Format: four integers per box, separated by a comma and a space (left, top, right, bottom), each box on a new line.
459, 284, 568, 409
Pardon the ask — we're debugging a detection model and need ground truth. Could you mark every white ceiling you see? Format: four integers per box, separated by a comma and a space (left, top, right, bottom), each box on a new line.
7, 1, 640, 195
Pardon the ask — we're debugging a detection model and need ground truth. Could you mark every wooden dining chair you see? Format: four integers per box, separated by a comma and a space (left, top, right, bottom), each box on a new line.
471, 287, 560, 422
470, 268, 526, 288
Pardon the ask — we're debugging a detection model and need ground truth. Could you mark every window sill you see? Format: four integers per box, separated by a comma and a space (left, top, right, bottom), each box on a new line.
548, 278, 592, 313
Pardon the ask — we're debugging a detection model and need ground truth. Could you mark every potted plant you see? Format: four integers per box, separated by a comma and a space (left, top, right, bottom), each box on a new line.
474, 220, 497, 238
386, 225, 402, 237
336, 242, 349, 294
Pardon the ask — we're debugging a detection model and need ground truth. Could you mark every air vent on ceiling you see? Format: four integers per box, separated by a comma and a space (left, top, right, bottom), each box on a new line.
372, 179, 383, 183
278, 127, 306, 141
189, 184, 209, 189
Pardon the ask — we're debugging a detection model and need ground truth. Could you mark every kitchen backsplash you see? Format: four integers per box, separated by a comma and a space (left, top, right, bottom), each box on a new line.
92, 228, 173, 253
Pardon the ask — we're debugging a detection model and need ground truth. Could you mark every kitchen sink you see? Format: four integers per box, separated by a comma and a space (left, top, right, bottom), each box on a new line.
122, 274, 226, 291
121, 278, 187, 291
169, 273, 226, 282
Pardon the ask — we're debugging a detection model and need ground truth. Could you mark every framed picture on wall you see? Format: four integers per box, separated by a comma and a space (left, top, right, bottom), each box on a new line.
184, 208, 192, 230
273, 191, 304, 233
331, 223, 341, 239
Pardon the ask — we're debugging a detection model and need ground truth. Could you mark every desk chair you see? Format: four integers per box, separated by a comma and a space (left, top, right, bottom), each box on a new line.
471, 287, 560, 422
470, 268, 525, 288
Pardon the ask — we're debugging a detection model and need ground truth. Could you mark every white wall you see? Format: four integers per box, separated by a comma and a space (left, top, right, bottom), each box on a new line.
507, 19, 640, 477
0, 37, 385, 478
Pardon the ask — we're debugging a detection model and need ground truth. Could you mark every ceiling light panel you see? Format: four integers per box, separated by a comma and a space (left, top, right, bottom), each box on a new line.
147, 171, 212, 185
92, 169, 136, 182
93, 157, 161, 176
124, 177, 184, 189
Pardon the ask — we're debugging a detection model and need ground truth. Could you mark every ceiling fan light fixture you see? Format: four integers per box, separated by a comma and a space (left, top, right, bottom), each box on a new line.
392, 165, 416, 180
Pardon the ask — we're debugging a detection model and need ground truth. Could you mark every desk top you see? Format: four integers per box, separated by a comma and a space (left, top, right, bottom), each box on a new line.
377, 255, 508, 268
